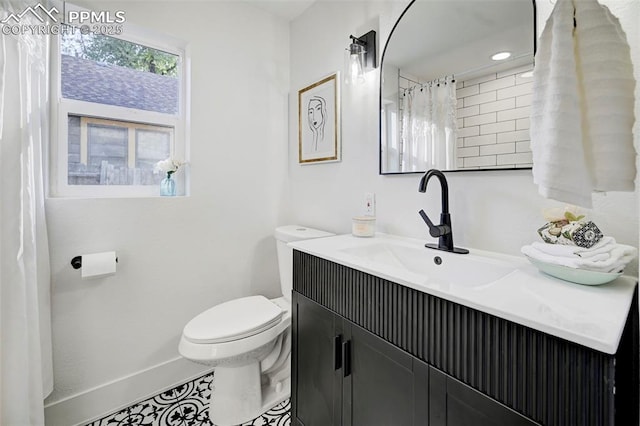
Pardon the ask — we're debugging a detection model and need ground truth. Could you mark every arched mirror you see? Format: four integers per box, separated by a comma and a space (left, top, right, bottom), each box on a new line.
380, 0, 536, 174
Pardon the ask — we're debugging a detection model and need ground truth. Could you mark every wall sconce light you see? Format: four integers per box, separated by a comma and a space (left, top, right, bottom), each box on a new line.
345, 30, 376, 85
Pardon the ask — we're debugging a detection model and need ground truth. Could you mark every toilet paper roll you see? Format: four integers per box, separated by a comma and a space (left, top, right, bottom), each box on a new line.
81, 251, 117, 279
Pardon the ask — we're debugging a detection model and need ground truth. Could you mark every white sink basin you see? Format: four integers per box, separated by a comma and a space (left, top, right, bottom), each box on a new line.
340, 242, 516, 288
288, 233, 637, 355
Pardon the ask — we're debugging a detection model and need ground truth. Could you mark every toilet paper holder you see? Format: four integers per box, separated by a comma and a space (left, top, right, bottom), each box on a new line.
71, 255, 119, 269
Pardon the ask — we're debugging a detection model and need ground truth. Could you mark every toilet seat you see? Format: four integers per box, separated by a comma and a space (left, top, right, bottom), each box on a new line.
183, 295, 283, 344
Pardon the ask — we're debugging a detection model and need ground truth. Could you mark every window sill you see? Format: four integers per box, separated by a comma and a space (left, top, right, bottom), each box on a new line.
46, 193, 191, 200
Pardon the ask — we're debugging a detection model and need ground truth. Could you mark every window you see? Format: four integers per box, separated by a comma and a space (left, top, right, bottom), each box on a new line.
51, 12, 188, 197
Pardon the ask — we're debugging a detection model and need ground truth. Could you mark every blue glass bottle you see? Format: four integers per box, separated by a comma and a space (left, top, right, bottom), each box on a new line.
160, 172, 176, 196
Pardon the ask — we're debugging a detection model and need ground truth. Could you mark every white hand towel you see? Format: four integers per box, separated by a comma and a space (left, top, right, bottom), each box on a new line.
531, 236, 616, 258
522, 243, 637, 273
530, 0, 592, 207
574, 0, 636, 192
530, 0, 636, 208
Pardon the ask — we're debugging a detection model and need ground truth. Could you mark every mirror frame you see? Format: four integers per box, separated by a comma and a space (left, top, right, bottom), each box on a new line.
379, 0, 537, 175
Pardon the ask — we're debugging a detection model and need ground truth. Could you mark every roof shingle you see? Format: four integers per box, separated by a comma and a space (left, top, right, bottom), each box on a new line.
61, 54, 179, 115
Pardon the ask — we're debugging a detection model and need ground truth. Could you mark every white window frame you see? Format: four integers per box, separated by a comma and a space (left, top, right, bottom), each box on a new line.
50, 4, 190, 197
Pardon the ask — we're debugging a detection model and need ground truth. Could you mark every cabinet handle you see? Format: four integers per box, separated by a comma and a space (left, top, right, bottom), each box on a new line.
342, 340, 351, 377
334, 335, 342, 370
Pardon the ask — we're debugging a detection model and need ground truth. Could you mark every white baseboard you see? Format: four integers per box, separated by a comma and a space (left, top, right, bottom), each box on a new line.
44, 357, 212, 426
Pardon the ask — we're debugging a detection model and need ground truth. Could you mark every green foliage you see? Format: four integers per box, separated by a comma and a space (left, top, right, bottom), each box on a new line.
564, 211, 585, 222
61, 32, 178, 77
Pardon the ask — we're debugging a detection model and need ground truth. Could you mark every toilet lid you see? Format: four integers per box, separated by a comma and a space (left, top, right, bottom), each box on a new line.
183, 295, 283, 344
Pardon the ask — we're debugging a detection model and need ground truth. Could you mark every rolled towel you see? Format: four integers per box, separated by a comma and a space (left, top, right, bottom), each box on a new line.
531, 236, 616, 258
521, 243, 637, 273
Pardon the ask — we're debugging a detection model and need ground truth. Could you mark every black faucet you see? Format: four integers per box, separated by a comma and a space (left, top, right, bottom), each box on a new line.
418, 169, 469, 254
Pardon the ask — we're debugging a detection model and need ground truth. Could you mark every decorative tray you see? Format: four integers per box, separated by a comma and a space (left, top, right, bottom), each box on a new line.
525, 255, 623, 286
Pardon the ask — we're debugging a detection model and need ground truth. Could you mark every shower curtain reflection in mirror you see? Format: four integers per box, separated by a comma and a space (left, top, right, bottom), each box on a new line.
383, 76, 457, 173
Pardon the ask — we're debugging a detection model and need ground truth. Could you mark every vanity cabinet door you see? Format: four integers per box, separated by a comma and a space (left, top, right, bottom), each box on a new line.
429, 367, 538, 426
343, 322, 430, 426
293, 292, 430, 426
292, 292, 343, 426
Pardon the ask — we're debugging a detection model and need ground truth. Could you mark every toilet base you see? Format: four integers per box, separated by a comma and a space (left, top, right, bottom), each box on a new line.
209, 363, 291, 426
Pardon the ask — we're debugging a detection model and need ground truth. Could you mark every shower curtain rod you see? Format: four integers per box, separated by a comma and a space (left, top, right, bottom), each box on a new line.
399, 75, 455, 94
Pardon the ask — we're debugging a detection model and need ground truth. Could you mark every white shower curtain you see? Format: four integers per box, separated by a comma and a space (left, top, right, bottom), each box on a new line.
0, 2, 54, 424
400, 77, 457, 172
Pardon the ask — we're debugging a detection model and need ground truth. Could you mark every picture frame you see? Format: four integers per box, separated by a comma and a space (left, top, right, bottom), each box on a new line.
298, 72, 341, 164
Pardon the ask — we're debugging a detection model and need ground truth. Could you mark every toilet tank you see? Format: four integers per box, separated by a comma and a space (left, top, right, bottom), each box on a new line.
274, 225, 334, 301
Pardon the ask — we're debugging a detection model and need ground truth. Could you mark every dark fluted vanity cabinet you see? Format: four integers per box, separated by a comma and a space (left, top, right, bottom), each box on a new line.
292, 293, 430, 426
291, 251, 639, 426
292, 292, 537, 426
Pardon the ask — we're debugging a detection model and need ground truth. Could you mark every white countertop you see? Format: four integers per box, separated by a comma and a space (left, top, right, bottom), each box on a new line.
289, 233, 637, 355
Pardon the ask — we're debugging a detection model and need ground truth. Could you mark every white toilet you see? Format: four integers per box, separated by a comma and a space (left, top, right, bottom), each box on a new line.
178, 225, 333, 426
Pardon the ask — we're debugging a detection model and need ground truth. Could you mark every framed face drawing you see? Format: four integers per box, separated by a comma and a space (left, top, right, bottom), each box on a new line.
298, 72, 341, 164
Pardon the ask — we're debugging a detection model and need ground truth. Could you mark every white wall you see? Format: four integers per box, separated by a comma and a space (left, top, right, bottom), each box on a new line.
44, 1, 290, 422
288, 0, 639, 274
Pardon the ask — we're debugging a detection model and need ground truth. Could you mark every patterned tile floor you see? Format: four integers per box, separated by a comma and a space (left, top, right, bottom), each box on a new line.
85, 372, 291, 426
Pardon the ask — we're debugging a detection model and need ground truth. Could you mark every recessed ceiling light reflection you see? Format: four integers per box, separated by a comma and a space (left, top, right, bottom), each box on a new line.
491, 51, 512, 61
